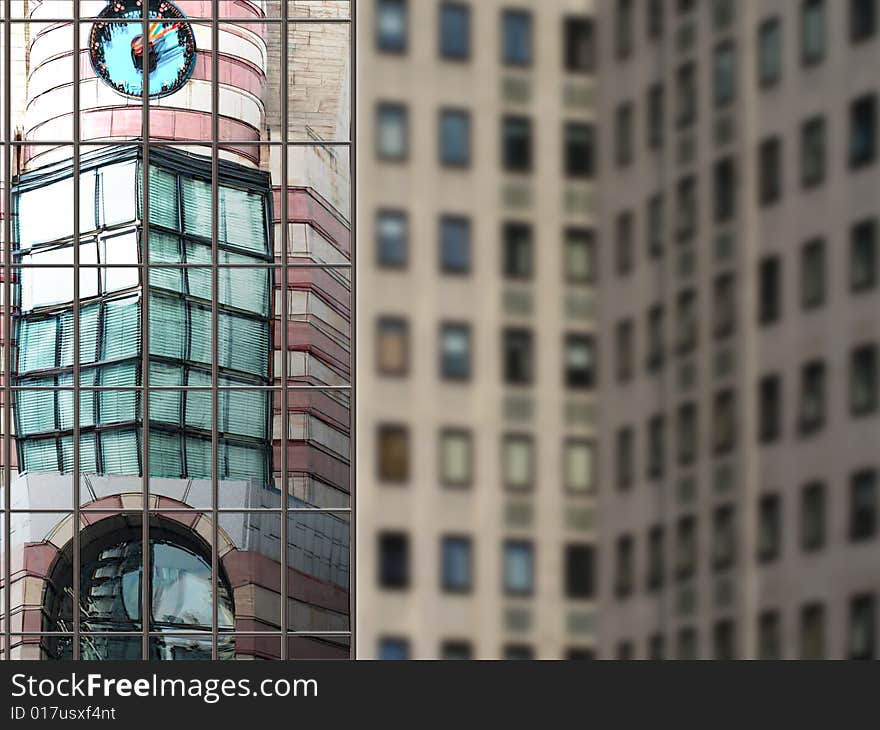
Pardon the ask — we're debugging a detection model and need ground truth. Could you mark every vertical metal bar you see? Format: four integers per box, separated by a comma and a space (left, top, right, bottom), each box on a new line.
349, 0, 357, 661
141, 0, 152, 662
280, 0, 290, 661
72, 1, 82, 662
2, 0, 11, 663
210, 0, 220, 662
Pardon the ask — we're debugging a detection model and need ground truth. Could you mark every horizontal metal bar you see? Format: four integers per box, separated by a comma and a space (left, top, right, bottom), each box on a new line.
8, 632, 353, 638
9, 140, 352, 147
2, 17, 352, 25
9, 385, 351, 392
9, 262, 352, 269
3, 508, 352, 515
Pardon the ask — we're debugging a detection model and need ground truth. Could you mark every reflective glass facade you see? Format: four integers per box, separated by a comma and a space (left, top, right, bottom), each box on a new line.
12, 148, 274, 483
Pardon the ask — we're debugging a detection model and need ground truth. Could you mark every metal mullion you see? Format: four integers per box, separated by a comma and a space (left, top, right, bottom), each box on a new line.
140, 2, 151, 663
210, 0, 220, 662
349, 0, 358, 661
280, 0, 291, 660
12, 17, 352, 25
71, 4, 82, 662
2, 0, 11, 663
10, 141, 353, 147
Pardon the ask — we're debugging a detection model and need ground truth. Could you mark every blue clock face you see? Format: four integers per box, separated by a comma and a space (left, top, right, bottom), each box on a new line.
89, 0, 197, 99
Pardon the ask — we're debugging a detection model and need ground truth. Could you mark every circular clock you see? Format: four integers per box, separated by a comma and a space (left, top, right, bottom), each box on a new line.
89, 0, 197, 99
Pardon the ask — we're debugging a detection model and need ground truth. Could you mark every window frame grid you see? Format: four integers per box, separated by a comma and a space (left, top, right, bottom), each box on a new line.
1, 0, 355, 662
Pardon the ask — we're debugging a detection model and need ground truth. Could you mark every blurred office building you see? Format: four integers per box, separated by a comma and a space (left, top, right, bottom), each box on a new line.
596, 0, 880, 659
357, 0, 598, 659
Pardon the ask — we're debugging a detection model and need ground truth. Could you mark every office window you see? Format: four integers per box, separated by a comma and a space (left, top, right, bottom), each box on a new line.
850, 469, 877, 541
439, 109, 471, 167
713, 41, 736, 107
616, 426, 635, 490
676, 288, 698, 353
758, 18, 782, 86
378, 425, 409, 483
439, 429, 472, 487
441, 536, 473, 593
713, 389, 737, 455
503, 434, 534, 491
647, 194, 664, 257
801, 116, 826, 187
614, 534, 635, 598
441, 641, 473, 660
646, 304, 665, 373
566, 123, 595, 178
647, 83, 665, 150
504, 644, 534, 660
851, 344, 878, 415
564, 439, 596, 494
647, 635, 665, 661
714, 157, 736, 224
675, 515, 697, 581
677, 0, 696, 13
377, 103, 409, 161
676, 176, 697, 242
502, 116, 533, 173
758, 374, 783, 444
677, 402, 697, 467
713, 272, 736, 339
503, 328, 534, 386
377, 210, 408, 268
850, 94, 877, 168
565, 228, 596, 284
800, 238, 826, 310
758, 136, 782, 205
377, 0, 407, 53
801, 481, 826, 552
503, 223, 534, 280
800, 603, 826, 659
503, 541, 534, 596
849, 594, 876, 660
440, 216, 471, 274
565, 544, 596, 599
758, 256, 782, 325
677, 628, 698, 660
851, 218, 877, 292
713, 621, 737, 661
379, 637, 410, 660
565, 17, 595, 73
615, 319, 635, 383
565, 334, 596, 389
615, 210, 635, 276
851, 0, 877, 42
647, 0, 664, 39
676, 62, 697, 128
802, 0, 826, 65
440, 323, 472, 380
758, 611, 782, 660
758, 493, 782, 563
616, 0, 634, 58
713, 0, 735, 29
566, 648, 595, 660
615, 103, 634, 168
377, 316, 409, 376
712, 504, 737, 571
440, 2, 471, 60
646, 525, 665, 591
646, 414, 665, 480
799, 360, 826, 435
379, 532, 409, 589
502, 10, 532, 66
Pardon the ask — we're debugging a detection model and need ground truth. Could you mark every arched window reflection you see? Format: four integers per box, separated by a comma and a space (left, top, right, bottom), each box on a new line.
47, 526, 235, 660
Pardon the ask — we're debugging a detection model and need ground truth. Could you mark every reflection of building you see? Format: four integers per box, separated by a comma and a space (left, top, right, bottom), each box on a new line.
1, 0, 352, 661
358, 0, 598, 659
596, 1, 880, 659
